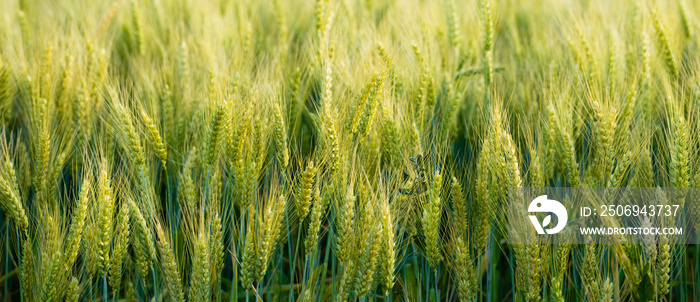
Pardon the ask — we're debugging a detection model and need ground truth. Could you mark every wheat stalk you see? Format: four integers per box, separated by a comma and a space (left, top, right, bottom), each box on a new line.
141, 109, 168, 167
180, 147, 199, 215
0, 56, 13, 126
240, 220, 258, 290
656, 233, 671, 297
272, 103, 289, 169
347, 79, 373, 135
210, 212, 224, 285
129, 198, 156, 278
379, 199, 396, 295
205, 104, 227, 167
109, 201, 130, 291
0, 159, 28, 231
155, 222, 185, 302
115, 102, 146, 174
322, 107, 341, 175
38, 251, 62, 302
66, 276, 80, 302
296, 160, 316, 223
423, 170, 442, 271
97, 167, 114, 277
670, 116, 689, 208
335, 186, 354, 263
359, 72, 385, 138
64, 174, 92, 267
652, 9, 678, 78
474, 141, 491, 254
20, 236, 34, 301
130, 0, 145, 55
188, 231, 211, 302
304, 186, 326, 257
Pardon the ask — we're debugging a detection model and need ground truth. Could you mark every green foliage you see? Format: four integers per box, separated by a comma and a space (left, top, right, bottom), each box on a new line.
1, 0, 700, 301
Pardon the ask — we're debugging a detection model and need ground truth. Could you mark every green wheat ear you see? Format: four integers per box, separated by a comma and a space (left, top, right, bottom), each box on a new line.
670, 116, 689, 208
110, 200, 130, 291
451, 176, 467, 237
205, 104, 227, 167
210, 213, 224, 285
39, 251, 63, 302
379, 199, 396, 296
304, 185, 325, 257
652, 8, 678, 78
0, 56, 14, 127
131, 0, 145, 55
97, 167, 115, 277
240, 221, 257, 290
296, 160, 317, 223
130, 198, 156, 278
188, 231, 211, 302
64, 174, 92, 269
272, 103, 289, 169
20, 236, 34, 301
335, 186, 355, 263
322, 107, 340, 174
66, 276, 80, 302
141, 109, 168, 167
115, 102, 146, 174
455, 236, 476, 301
423, 170, 442, 271
155, 222, 185, 302
0, 158, 28, 231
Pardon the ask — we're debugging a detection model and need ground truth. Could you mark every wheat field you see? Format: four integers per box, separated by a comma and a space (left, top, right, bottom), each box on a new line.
0, 0, 699, 301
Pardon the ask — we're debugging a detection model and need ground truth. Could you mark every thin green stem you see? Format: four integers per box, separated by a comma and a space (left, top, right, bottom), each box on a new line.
4, 222, 8, 302
331, 241, 337, 301
289, 226, 303, 302
227, 162, 237, 302
693, 230, 700, 297
509, 251, 514, 302
487, 227, 494, 302
232, 211, 246, 302
135, 263, 144, 301
17, 229, 22, 302
434, 269, 438, 301
217, 279, 222, 302
402, 264, 407, 301
0, 269, 16, 285
203, 168, 211, 214
613, 254, 619, 302
477, 253, 483, 302
115, 284, 120, 302
302, 257, 309, 300
321, 212, 332, 302
411, 245, 421, 302
103, 275, 108, 302
165, 166, 176, 247
285, 197, 294, 300
90, 276, 94, 302
152, 264, 158, 301
424, 259, 429, 302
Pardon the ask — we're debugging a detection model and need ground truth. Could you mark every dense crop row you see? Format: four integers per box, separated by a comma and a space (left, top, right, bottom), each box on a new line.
1, 0, 700, 301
